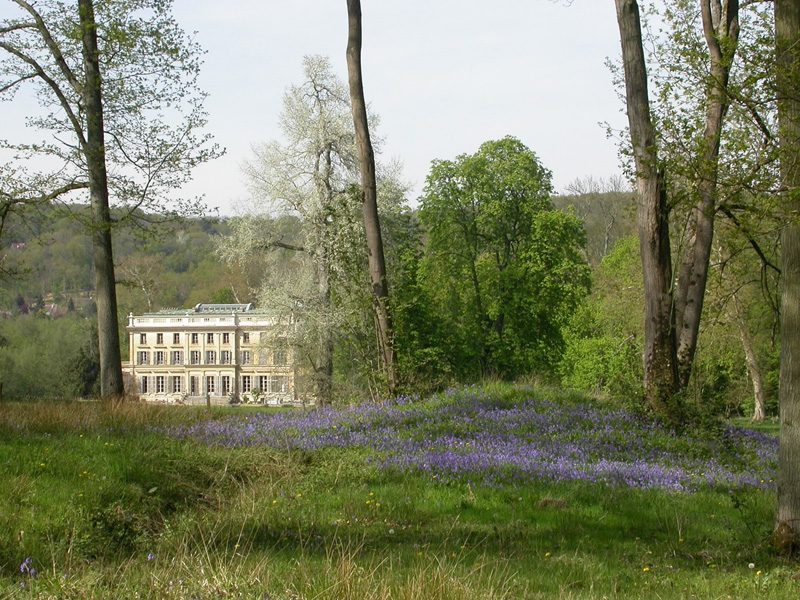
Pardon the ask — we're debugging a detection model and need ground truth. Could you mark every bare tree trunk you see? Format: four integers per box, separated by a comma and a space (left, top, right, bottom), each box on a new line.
775, 0, 800, 553
730, 293, 767, 421
742, 326, 767, 422
603, 212, 616, 258
316, 244, 333, 406
615, 0, 680, 418
79, 0, 123, 398
675, 0, 739, 389
345, 0, 397, 395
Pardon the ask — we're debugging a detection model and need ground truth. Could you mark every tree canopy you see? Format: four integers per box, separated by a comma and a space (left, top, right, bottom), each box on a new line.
0, 0, 219, 221
417, 136, 590, 379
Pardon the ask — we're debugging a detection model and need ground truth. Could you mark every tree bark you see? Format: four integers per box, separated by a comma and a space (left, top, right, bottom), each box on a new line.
316, 243, 333, 406
742, 325, 767, 422
313, 144, 335, 407
731, 292, 767, 421
775, 0, 800, 553
675, 0, 739, 389
345, 0, 396, 394
615, 0, 680, 418
79, 0, 123, 398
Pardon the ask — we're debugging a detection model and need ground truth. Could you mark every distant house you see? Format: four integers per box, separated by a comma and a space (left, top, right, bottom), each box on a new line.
44, 303, 67, 319
122, 303, 298, 405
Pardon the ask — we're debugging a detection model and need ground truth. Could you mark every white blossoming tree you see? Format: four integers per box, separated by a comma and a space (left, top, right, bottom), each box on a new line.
219, 56, 405, 405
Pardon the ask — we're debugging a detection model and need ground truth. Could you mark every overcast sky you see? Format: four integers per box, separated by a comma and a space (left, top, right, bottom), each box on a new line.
2, 1, 628, 215
169, 0, 627, 215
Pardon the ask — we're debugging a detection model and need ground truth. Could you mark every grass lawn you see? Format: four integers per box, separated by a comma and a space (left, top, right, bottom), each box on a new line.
730, 415, 780, 436
0, 384, 798, 599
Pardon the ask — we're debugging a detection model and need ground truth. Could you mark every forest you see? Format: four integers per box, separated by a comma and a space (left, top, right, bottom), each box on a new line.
1, 0, 785, 416
0, 182, 638, 399
0, 159, 776, 421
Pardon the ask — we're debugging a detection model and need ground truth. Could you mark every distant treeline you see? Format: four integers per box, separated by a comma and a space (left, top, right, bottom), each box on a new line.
2, 191, 774, 414
0, 204, 257, 318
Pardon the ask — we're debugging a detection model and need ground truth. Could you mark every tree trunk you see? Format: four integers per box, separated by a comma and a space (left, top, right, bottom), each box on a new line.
79, 0, 123, 398
742, 325, 767, 422
775, 0, 800, 553
615, 0, 680, 418
345, 0, 397, 395
675, 0, 739, 389
731, 292, 767, 421
316, 244, 333, 406
603, 212, 616, 258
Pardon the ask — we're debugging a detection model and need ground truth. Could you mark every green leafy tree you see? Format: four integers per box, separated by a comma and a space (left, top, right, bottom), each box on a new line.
384, 205, 452, 393
612, 0, 782, 423
560, 236, 644, 400
610, 0, 782, 421
0, 0, 219, 396
418, 137, 590, 379
0, 314, 99, 399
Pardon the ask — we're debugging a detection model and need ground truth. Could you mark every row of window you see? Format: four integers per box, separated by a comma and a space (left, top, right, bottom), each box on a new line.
137, 331, 281, 346
136, 349, 287, 366
139, 374, 289, 395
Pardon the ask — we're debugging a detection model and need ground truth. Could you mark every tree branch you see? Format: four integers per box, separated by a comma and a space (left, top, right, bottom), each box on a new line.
0, 21, 36, 35
255, 240, 305, 253
717, 204, 781, 274
0, 42, 85, 147
726, 86, 775, 143
0, 71, 37, 93
11, 0, 83, 96
0, 180, 88, 240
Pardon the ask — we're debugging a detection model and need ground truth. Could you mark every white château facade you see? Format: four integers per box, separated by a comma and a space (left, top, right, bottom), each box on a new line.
123, 303, 297, 405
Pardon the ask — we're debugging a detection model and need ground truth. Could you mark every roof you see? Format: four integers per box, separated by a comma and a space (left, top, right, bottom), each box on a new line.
138, 303, 258, 316
193, 303, 255, 313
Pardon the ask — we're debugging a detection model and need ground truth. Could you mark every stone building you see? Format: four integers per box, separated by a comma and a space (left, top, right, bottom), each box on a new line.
123, 303, 297, 405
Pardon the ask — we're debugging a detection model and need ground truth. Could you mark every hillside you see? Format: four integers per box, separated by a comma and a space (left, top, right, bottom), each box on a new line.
0, 383, 794, 598
1, 192, 636, 315
0, 205, 257, 317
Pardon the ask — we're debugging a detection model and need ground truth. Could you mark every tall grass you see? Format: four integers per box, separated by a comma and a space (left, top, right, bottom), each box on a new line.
0, 397, 226, 434
10, 514, 519, 599
1, 384, 798, 598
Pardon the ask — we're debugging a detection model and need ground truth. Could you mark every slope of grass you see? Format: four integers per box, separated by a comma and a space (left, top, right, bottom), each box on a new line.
1, 385, 798, 599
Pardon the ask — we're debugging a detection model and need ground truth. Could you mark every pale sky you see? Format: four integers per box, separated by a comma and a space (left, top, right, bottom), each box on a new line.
172, 0, 627, 214
2, 1, 627, 215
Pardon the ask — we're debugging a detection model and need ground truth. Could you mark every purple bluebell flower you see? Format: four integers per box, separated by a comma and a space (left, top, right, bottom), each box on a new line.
19, 557, 37, 578
161, 388, 777, 493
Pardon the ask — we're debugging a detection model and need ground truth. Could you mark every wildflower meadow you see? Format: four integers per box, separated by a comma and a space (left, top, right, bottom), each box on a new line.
0, 384, 798, 599
166, 386, 776, 493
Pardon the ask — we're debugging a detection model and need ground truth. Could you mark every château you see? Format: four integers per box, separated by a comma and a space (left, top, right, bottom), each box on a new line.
123, 303, 296, 405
